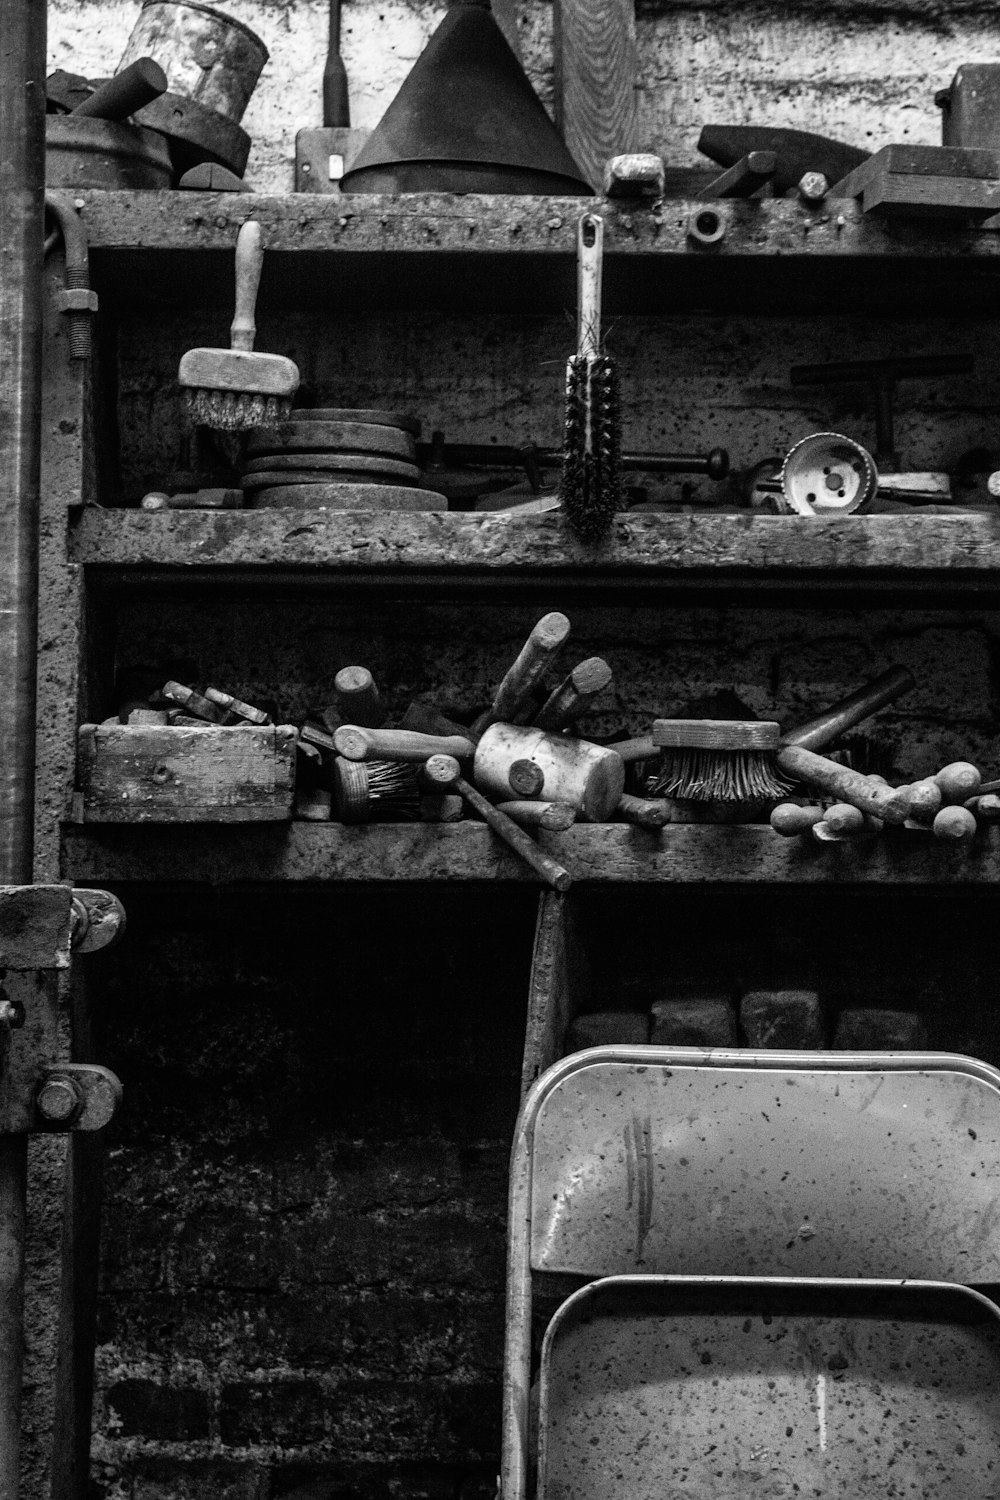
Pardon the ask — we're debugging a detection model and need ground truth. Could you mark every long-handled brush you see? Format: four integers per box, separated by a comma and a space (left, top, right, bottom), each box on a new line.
179, 220, 299, 432
558, 212, 622, 542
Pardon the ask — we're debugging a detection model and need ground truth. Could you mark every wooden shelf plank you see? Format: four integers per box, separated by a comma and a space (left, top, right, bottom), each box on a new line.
72, 192, 1000, 315
60, 821, 1000, 886
69, 509, 1000, 582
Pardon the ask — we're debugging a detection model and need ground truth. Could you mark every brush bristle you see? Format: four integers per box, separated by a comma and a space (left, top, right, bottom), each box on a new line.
184, 389, 293, 432
651, 748, 794, 802
559, 354, 623, 543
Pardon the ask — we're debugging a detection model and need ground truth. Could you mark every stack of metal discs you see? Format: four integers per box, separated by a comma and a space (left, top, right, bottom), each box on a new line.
242, 409, 447, 510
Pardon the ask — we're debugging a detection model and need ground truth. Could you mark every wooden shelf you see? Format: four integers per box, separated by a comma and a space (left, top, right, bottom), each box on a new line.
73, 191, 1000, 315
69, 508, 1000, 592
60, 820, 1000, 887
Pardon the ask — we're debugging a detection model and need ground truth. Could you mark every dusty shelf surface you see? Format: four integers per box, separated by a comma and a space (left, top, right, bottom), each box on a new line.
60, 820, 1000, 886
70, 508, 1000, 586
72, 191, 1000, 314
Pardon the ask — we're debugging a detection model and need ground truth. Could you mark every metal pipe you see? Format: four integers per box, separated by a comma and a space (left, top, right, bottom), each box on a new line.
0, 2, 48, 1496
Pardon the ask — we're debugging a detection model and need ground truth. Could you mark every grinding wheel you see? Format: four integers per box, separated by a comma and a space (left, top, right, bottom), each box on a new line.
247, 421, 416, 461
290, 408, 421, 436
242, 451, 419, 477
242, 465, 421, 490
247, 483, 446, 510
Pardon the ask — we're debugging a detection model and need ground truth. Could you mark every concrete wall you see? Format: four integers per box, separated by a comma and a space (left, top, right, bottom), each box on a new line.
33, 1, 1000, 1497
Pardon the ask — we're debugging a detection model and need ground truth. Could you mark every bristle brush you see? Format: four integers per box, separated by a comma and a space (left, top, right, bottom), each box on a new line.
178, 220, 299, 431
559, 212, 622, 542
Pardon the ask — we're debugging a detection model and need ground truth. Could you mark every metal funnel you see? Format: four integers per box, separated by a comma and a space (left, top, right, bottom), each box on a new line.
342, 0, 591, 196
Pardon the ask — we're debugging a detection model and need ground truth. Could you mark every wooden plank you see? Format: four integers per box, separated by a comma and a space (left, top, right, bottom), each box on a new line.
863, 174, 1000, 222
59, 821, 1000, 886
554, 0, 639, 191
75, 724, 296, 823
0, 885, 73, 970
68, 510, 1000, 579
833, 143, 1000, 199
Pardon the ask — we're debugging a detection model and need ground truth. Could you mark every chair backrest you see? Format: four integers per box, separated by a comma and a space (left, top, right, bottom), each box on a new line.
519, 1047, 1000, 1283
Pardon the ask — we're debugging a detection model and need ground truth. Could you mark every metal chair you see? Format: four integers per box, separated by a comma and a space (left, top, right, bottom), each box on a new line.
501, 1045, 1000, 1498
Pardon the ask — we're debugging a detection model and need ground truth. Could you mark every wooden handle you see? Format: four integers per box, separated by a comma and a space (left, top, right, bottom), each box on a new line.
494, 800, 577, 832
823, 802, 865, 835
72, 57, 167, 119
536, 657, 613, 731
935, 761, 982, 804
967, 793, 1000, 821
780, 666, 916, 750
577, 214, 604, 358
932, 805, 977, 843
231, 221, 264, 355
775, 744, 913, 824
902, 777, 943, 824
478, 612, 571, 731
419, 754, 462, 791
455, 775, 572, 891
610, 736, 657, 763
509, 759, 545, 797
813, 814, 882, 843
770, 802, 823, 837
617, 793, 672, 828
333, 666, 385, 728
333, 726, 474, 763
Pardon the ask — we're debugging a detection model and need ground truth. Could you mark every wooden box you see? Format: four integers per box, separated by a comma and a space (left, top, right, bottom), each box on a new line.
74, 723, 297, 823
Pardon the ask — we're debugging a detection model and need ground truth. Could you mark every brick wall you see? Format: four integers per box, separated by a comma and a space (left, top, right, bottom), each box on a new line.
86, 887, 535, 1498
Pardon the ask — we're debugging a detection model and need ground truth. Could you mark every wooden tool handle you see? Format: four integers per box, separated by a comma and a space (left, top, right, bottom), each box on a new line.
935, 761, 982, 804
536, 657, 613, 731
509, 759, 545, 797
333, 666, 385, 728
902, 777, 942, 824
419, 754, 462, 791
813, 813, 882, 843
610, 736, 657, 763
780, 666, 916, 750
72, 57, 167, 119
495, 800, 577, 831
455, 775, 572, 891
231, 221, 264, 355
770, 802, 824, 837
577, 214, 604, 358
333, 727, 474, 763
479, 612, 571, 730
932, 805, 977, 843
617, 793, 672, 828
775, 744, 913, 824
322, 0, 351, 127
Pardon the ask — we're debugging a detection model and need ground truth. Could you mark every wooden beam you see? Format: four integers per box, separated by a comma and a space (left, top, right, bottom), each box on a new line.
553, 0, 638, 192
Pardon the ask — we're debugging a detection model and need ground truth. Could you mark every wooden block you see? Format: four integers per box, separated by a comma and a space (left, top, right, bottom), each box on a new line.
862, 173, 1000, 221
740, 989, 825, 1049
76, 724, 297, 823
833, 1008, 928, 1050
832, 143, 1000, 198
566, 1011, 650, 1051
554, 0, 638, 192
0, 886, 74, 971
650, 998, 738, 1047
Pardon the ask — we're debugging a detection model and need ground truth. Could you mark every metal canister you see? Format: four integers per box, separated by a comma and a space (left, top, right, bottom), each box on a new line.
45, 115, 173, 189
116, 0, 268, 123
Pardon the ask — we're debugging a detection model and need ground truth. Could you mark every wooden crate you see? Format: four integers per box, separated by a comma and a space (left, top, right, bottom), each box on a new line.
74, 723, 297, 823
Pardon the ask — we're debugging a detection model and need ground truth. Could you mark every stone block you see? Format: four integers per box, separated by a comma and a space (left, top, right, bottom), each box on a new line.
833, 1008, 928, 1050
220, 1379, 328, 1447
565, 1011, 650, 1050
105, 1380, 211, 1442
740, 989, 825, 1048
650, 998, 738, 1047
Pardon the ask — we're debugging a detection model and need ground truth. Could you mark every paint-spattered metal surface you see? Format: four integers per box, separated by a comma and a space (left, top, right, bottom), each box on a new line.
538, 1276, 1000, 1500
528, 1051, 1000, 1283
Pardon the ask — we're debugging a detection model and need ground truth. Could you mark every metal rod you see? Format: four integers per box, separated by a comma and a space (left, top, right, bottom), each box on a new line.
0, 1, 47, 1495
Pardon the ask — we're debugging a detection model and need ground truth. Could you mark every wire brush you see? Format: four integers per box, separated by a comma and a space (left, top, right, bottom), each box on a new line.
559, 213, 622, 542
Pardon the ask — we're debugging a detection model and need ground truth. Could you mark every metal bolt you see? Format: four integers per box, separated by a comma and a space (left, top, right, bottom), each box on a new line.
798, 172, 829, 204
64, 266, 93, 360
36, 1075, 84, 1125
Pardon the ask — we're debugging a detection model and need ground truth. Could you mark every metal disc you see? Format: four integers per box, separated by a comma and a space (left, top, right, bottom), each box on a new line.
247, 483, 447, 510
242, 465, 421, 490
247, 422, 416, 460
781, 432, 878, 517
242, 451, 419, 477
289, 408, 421, 436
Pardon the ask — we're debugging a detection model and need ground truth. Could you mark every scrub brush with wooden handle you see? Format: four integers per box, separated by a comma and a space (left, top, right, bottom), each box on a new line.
179, 220, 299, 431
559, 212, 622, 542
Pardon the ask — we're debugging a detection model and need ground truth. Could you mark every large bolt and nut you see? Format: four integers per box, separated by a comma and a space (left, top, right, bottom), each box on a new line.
36, 1074, 84, 1125
798, 172, 829, 204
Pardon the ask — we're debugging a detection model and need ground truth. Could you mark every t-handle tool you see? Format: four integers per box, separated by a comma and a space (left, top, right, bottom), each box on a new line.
789, 354, 974, 470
